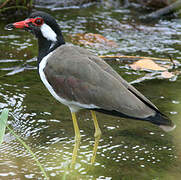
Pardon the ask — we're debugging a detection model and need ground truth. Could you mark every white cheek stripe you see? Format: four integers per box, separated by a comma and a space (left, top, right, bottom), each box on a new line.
40, 23, 57, 42
39, 52, 99, 113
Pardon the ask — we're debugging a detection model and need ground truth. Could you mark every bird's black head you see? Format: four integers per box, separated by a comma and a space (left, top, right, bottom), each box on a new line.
6, 11, 65, 62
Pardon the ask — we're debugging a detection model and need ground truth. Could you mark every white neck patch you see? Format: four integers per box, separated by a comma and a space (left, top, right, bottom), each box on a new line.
40, 23, 57, 42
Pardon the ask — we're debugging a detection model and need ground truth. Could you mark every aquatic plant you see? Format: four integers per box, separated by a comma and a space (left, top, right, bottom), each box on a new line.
0, 109, 48, 179
0, 109, 8, 145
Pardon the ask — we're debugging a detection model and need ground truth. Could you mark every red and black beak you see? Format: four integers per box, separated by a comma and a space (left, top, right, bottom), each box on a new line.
5, 19, 33, 30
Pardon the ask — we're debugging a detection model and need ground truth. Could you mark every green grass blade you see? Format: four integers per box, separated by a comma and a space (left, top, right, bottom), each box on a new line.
6, 125, 49, 179
0, 109, 48, 179
0, 108, 9, 145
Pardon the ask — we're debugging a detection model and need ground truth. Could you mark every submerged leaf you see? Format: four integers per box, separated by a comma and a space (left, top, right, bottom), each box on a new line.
71, 33, 117, 48
0, 109, 9, 145
161, 71, 175, 79
130, 59, 168, 71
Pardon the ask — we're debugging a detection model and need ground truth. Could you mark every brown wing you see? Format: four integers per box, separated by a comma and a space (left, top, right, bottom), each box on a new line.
44, 45, 156, 119
73, 46, 158, 110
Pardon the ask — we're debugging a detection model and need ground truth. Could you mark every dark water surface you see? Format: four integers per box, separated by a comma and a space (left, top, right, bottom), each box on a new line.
0, 5, 181, 180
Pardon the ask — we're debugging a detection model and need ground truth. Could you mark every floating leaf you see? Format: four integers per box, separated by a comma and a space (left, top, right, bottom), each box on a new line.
0, 109, 9, 145
130, 59, 168, 71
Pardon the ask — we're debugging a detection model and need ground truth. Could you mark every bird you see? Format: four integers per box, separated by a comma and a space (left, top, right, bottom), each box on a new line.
6, 11, 175, 164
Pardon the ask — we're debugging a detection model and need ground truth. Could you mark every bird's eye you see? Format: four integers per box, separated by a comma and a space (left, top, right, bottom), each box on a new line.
34, 18, 43, 26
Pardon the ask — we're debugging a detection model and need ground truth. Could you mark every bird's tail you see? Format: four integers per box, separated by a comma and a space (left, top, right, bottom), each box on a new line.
92, 109, 176, 132
146, 112, 176, 132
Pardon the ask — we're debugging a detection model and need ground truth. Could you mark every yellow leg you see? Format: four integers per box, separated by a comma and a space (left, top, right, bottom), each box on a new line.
71, 112, 81, 167
90, 110, 102, 164
71, 112, 81, 140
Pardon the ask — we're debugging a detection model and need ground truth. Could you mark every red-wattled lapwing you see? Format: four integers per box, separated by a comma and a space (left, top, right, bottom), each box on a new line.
6, 11, 176, 165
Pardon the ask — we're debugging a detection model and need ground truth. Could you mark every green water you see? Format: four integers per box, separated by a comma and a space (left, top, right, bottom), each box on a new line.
0, 5, 181, 180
